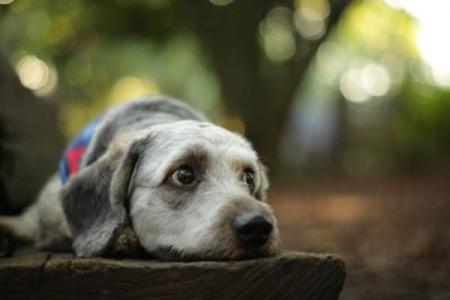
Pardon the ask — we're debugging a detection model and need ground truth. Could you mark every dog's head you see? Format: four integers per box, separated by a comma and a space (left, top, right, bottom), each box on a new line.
62, 120, 280, 260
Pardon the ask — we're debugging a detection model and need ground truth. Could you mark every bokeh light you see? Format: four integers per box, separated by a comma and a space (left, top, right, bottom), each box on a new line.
315, 41, 345, 85
15, 54, 58, 97
259, 7, 296, 63
108, 76, 160, 104
340, 61, 391, 103
360, 63, 391, 97
0, 0, 14, 5
385, 0, 450, 86
340, 68, 370, 103
294, 0, 329, 40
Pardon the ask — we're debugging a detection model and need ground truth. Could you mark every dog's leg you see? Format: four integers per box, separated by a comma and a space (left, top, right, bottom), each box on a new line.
0, 175, 72, 256
0, 204, 39, 256
34, 175, 72, 251
0, 203, 39, 240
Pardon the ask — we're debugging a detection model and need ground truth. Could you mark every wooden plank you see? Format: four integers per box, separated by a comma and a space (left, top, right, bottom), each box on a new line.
0, 250, 346, 300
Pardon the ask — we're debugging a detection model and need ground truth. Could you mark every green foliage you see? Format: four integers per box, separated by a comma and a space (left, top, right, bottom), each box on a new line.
0, 0, 221, 137
1, 0, 449, 174
392, 80, 450, 168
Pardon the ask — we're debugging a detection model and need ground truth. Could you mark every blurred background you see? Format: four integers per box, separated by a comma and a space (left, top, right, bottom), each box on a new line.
0, 0, 449, 298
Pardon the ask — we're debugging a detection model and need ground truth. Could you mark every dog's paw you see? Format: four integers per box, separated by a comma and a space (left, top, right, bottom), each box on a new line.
106, 226, 142, 258
0, 226, 16, 257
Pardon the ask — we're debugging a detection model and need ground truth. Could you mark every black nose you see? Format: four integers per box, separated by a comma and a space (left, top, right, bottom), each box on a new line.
232, 213, 273, 248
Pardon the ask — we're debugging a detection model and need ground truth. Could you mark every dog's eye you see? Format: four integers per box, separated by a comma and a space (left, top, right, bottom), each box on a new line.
242, 168, 255, 190
171, 165, 197, 187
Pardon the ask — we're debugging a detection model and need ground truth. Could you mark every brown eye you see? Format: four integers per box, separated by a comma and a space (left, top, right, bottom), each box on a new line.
242, 168, 255, 190
171, 165, 197, 187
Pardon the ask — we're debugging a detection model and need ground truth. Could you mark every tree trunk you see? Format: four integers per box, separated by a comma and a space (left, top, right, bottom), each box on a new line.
0, 54, 64, 211
180, 0, 351, 172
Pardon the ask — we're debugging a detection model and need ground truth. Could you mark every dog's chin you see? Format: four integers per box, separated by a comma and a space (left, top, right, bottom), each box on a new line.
150, 246, 278, 262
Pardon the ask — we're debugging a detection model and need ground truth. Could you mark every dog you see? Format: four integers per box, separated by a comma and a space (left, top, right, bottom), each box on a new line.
0, 95, 280, 260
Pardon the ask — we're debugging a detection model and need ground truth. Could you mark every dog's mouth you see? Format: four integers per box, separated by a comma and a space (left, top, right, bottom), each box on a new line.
150, 246, 278, 262
147, 226, 281, 262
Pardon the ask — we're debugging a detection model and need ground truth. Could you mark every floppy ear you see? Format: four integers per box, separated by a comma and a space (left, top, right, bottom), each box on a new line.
61, 138, 147, 257
255, 162, 270, 202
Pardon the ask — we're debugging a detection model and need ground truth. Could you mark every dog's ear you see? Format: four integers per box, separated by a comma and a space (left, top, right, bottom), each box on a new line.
255, 162, 270, 202
61, 137, 148, 257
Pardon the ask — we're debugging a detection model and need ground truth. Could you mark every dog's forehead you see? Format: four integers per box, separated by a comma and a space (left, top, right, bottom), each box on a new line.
136, 121, 259, 179
152, 120, 252, 150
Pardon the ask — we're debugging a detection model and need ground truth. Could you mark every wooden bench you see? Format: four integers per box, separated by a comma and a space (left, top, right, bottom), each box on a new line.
0, 249, 346, 299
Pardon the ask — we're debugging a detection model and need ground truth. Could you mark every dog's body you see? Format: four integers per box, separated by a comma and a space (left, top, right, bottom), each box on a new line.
0, 95, 279, 260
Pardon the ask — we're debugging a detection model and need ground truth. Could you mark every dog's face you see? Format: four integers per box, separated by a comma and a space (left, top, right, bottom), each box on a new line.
62, 120, 280, 259
130, 121, 280, 260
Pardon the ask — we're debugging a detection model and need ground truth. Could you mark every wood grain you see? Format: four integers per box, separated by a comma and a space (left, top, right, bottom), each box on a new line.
0, 249, 346, 300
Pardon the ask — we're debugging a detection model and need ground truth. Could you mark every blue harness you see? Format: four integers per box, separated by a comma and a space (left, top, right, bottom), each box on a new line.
58, 118, 101, 184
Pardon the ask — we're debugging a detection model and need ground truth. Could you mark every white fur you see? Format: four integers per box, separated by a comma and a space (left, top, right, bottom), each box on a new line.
0, 109, 279, 259
130, 122, 279, 259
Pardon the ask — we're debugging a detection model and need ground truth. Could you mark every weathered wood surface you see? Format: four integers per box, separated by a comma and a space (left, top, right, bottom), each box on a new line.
0, 249, 346, 300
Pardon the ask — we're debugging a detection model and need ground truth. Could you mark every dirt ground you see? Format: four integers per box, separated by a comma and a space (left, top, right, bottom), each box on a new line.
269, 172, 450, 300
